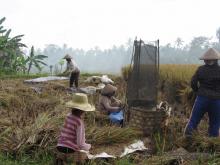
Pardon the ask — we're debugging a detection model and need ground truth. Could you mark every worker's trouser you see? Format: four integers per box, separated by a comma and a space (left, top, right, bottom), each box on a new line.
185, 95, 220, 137
70, 70, 80, 88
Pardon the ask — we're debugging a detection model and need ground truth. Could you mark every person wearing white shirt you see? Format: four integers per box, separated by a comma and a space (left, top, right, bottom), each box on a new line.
63, 54, 80, 88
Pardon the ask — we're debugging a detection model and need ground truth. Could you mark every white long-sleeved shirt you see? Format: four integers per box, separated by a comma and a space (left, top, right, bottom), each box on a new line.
66, 60, 80, 73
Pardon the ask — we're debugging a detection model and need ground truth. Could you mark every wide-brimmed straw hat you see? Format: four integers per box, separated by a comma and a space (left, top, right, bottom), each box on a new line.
101, 84, 117, 95
65, 93, 95, 112
63, 54, 72, 59
199, 48, 220, 60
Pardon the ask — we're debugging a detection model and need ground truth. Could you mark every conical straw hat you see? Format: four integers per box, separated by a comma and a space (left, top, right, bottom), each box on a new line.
199, 48, 220, 60
65, 93, 95, 112
101, 84, 117, 95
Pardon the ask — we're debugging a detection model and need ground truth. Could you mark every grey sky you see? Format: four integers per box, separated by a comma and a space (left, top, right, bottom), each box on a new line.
1, 0, 220, 50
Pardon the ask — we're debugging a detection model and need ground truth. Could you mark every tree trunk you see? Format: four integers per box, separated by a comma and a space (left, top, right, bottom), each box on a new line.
27, 62, 32, 74
60, 64, 63, 73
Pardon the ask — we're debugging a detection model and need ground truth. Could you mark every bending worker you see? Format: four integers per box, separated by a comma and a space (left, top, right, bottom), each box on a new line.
63, 54, 80, 88
185, 48, 220, 137
99, 84, 124, 125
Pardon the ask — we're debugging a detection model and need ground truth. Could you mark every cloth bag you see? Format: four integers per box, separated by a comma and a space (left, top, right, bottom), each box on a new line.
109, 110, 124, 124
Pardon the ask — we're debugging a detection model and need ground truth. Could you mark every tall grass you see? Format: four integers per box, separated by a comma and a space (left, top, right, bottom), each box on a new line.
121, 64, 198, 83
159, 64, 198, 82
121, 64, 198, 106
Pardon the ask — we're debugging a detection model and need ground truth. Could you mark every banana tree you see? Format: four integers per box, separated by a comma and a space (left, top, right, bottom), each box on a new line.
26, 46, 48, 74
0, 17, 26, 73
12, 55, 28, 73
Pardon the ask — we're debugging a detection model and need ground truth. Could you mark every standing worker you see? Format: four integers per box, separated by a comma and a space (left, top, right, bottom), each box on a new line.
63, 54, 80, 89
185, 48, 220, 137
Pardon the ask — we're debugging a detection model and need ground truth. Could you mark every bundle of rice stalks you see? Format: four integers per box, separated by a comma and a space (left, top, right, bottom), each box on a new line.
86, 126, 142, 145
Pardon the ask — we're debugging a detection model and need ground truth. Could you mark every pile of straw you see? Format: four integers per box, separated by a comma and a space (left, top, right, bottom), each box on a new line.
0, 77, 134, 158
86, 126, 142, 145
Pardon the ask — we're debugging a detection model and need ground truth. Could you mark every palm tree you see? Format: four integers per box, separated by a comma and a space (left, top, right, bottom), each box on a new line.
175, 37, 184, 49
27, 46, 47, 74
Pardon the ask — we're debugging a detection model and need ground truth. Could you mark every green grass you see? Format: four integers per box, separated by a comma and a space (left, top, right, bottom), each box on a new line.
0, 152, 53, 165
0, 153, 137, 165
1, 152, 219, 165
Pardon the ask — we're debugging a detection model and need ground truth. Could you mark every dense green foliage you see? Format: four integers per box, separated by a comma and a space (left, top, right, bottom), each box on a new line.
0, 17, 47, 75
0, 17, 26, 74
26, 46, 47, 74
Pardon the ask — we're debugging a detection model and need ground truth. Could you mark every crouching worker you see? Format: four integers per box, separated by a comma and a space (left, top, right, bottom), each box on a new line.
63, 54, 80, 89
99, 84, 124, 125
56, 93, 95, 164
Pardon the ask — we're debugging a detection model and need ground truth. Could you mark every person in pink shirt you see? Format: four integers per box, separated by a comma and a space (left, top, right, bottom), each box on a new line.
57, 93, 95, 154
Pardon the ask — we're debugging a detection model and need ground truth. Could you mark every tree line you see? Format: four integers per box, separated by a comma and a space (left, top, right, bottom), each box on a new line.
1, 16, 220, 75
38, 33, 220, 74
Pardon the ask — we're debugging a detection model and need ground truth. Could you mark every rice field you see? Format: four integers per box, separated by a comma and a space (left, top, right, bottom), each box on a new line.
0, 65, 219, 165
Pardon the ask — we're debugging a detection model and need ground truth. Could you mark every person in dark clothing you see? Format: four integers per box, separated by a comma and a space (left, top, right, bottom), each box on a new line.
70, 71, 80, 88
185, 48, 220, 137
